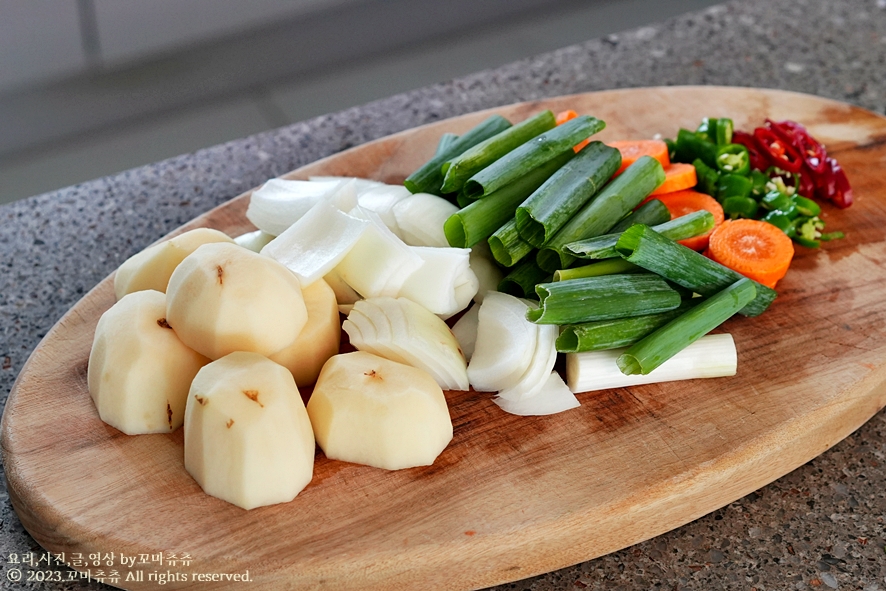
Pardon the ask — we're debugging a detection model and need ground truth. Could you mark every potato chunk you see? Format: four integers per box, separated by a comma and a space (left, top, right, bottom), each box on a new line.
87, 290, 209, 434
166, 242, 308, 360
184, 352, 315, 510
307, 352, 453, 470
114, 228, 234, 299
268, 278, 341, 387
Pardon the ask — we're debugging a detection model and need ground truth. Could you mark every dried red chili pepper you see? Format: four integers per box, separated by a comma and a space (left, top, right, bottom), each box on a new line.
731, 130, 770, 171
766, 119, 827, 174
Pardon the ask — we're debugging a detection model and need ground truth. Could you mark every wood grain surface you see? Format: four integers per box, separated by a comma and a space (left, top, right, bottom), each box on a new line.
3, 87, 886, 591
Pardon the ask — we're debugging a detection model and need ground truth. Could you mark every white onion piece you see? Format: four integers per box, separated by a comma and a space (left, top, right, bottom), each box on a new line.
398, 247, 474, 316
326, 178, 359, 212
392, 193, 458, 247
493, 372, 580, 416
234, 230, 275, 253
566, 333, 737, 393
335, 209, 424, 298
323, 268, 361, 306
448, 267, 480, 319
451, 304, 480, 362
246, 179, 339, 236
496, 319, 558, 402
308, 176, 385, 193
467, 292, 537, 392
344, 298, 468, 391
261, 200, 369, 286
468, 246, 503, 304
354, 184, 411, 237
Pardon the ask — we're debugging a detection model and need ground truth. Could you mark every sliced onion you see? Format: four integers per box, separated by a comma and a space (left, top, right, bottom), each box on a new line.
451, 303, 480, 361
246, 178, 339, 236
309, 176, 385, 193
496, 319, 558, 402
354, 184, 411, 237
493, 372, 580, 416
468, 244, 503, 304
392, 193, 458, 247
335, 209, 424, 298
323, 267, 362, 306
467, 292, 537, 392
261, 199, 369, 286
398, 246, 475, 316
344, 298, 468, 391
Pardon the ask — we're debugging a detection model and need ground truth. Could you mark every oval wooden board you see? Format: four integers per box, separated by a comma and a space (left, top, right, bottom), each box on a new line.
4, 87, 886, 591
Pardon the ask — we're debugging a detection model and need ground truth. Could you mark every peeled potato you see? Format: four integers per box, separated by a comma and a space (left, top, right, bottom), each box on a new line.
114, 228, 234, 299
87, 290, 209, 434
269, 278, 341, 387
184, 352, 315, 510
166, 242, 308, 360
307, 351, 453, 470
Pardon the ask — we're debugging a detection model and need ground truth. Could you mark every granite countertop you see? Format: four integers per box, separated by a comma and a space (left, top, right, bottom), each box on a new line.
2, 0, 885, 589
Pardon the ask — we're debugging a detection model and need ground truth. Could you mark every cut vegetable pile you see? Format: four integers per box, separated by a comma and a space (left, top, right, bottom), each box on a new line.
87, 107, 853, 510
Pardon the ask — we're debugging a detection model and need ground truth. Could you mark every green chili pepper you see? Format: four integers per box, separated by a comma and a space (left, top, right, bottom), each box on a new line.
790, 195, 821, 217
722, 196, 759, 219
750, 170, 769, 198
695, 118, 718, 143
716, 173, 753, 202
715, 118, 734, 145
761, 211, 799, 237
761, 190, 798, 217
693, 158, 720, 197
715, 144, 750, 176
675, 129, 718, 167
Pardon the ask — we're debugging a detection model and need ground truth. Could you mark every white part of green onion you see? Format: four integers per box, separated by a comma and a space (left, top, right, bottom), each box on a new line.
245, 178, 340, 236
566, 333, 737, 393
451, 303, 480, 362
467, 292, 538, 392
493, 372, 580, 416
392, 193, 459, 247
335, 208, 424, 298
261, 199, 369, 287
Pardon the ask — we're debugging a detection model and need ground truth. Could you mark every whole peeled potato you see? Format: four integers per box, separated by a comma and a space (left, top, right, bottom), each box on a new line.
166, 242, 308, 360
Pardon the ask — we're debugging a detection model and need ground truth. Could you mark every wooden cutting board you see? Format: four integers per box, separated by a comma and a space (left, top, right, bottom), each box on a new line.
3, 87, 886, 591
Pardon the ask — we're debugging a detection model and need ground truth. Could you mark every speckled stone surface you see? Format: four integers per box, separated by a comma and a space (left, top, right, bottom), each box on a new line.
2, 0, 885, 589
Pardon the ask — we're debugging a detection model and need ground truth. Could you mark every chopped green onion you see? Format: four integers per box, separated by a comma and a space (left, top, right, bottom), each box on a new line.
443, 151, 573, 248
441, 110, 556, 194
537, 155, 666, 272
565, 210, 715, 260
462, 115, 605, 200
616, 278, 755, 375
553, 259, 640, 281
556, 300, 696, 353
489, 219, 534, 267
610, 198, 671, 233
404, 115, 512, 195
527, 273, 682, 325
514, 141, 620, 247
614, 224, 777, 317
498, 259, 550, 299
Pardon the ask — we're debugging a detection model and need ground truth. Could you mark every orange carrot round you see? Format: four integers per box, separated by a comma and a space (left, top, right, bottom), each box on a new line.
706, 219, 794, 289
649, 162, 697, 195
608, 140, 670, 175
640, 190, 724, 251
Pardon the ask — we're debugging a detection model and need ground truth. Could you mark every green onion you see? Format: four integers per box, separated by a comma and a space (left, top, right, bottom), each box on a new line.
610, 198, 671, 233
440, 110, 556, 194
498, 259, 550, 299
462, 115, 605, 200
489, 219, 534, 267
557, 300, 696, 353
404, 115, 512, 195
614, 224, 777, 317
443, 151, 573, 248
536, 155, 666, 272
513, 141, 620, 247
553, 259, 640, 281
565, 210, 715, 260
526, 273, 682, 325
616, 278, 755, 375
436, 133, 459, 155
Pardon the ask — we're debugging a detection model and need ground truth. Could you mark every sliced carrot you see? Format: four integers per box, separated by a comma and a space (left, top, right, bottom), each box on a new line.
555, 110, 578, 125
639, 190, 724, 251
705, 219, 794, 289
608, 140, 670, 175
555, 109, 590, 152
649, 162, 697, 195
